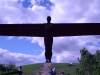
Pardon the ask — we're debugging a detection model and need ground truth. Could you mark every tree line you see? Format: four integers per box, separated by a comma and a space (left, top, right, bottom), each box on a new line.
0, 63, 22, 75
76, 48, 100, 75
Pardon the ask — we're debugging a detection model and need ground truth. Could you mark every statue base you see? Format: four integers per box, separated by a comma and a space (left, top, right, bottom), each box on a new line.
39, 63, 53, 75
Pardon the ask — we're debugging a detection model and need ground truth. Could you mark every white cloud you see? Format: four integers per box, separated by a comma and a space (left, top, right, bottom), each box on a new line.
52, 0, 100, 23
7, 36, 14, 40
52, 51, 79, 63
0, 0, 51, 24
7, 35, 100, 63
1, 0, 100, 23
0, 48, 45, 66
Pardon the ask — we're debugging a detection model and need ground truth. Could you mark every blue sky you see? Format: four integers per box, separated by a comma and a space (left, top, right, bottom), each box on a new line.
0, 0, 100, 66
0, 36, 100, 66
0, 36, 42, 55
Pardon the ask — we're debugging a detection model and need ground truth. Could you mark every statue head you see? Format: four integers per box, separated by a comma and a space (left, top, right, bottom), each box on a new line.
47, 16, 51, 23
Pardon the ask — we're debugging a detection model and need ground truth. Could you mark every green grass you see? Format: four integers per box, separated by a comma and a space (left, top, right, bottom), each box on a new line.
23, 63, 43, 75
22, 63, 79, 75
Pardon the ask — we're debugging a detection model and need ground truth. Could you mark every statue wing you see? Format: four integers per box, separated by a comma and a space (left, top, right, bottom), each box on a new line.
0, 23, 99, 37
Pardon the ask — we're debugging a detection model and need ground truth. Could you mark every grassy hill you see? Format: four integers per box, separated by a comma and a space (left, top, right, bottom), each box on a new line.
22, 63, 79, 75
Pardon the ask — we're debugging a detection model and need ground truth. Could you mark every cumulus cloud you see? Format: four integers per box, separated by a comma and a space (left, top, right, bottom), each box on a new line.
51, 0, 100, 23
0, 0, 100, 23
1, 36, 100, 64
0, 0, 51, 24
6, 35, 100, 63
53, 36, 100, 62
0, 48, 45, 66
52, 51, 79, 63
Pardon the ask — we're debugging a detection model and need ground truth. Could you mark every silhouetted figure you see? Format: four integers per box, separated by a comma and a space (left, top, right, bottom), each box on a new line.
18, 66, 23, 75
50, 65, 56, 75
44, 16, 53, 63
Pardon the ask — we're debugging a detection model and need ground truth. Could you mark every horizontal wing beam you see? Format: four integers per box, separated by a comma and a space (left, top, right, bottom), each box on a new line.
0, 23, 100, 37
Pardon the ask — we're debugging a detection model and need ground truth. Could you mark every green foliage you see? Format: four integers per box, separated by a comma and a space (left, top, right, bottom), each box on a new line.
0, 63, 18, 75
77, 48, 100, 75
